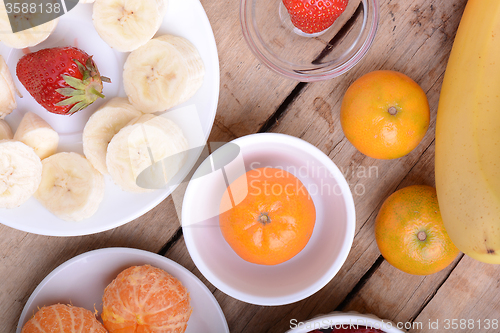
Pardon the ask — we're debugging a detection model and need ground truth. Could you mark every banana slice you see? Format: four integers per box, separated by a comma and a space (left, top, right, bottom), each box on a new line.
14, 112, 59, 160
0, 140, 42, 209
123, 34, 205, 113
0, 55, 19, 118
0, 0, 59, 49
83, 97, 142, 175
92, 0, 167, 52
0, 119, 13, 140
34, 152, 105, 221
106, 114, 188, 193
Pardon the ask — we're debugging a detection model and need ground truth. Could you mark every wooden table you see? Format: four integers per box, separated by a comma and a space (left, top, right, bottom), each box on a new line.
3, 0, 500, 332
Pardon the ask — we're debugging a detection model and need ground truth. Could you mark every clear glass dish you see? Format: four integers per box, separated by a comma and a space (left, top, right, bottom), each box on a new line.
241, 0, 379, 81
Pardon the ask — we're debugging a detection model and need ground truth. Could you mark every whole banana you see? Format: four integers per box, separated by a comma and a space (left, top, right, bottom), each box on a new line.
435, 0, 500, 263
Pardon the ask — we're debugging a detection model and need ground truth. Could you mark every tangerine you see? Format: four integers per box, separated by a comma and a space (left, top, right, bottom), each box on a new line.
375, 185, 460, 275
21, 303, 107, 333
219, 167, 316, 265
101, 265, 192, 333
340, 70, 430, 159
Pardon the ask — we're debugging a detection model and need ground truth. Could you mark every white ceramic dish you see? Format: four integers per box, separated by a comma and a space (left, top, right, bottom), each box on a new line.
285, 312, 405, 333
0, 0, 219, 236
182, 133, 356, 306
16, 247, 229, 333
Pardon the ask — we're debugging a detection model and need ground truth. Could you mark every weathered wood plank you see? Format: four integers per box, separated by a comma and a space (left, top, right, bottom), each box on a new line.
410, 256, 500, 333
198, 0, 299, 142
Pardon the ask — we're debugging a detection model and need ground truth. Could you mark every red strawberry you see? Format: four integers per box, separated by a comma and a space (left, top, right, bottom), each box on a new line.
282, 0, 349, 34
16, 46, 110, 115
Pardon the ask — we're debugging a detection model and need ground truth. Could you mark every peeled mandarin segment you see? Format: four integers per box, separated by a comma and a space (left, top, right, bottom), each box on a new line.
102, 265, 192, 333
219, 167, 316, 265
21, 304, 107, 333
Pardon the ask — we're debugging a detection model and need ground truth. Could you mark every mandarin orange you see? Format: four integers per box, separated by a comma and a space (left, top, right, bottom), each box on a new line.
340, 70, 430, 159
101, 265, 192, 333
219, 167, 316, 265
375, 185, 460, 275
21, 303, 107, 333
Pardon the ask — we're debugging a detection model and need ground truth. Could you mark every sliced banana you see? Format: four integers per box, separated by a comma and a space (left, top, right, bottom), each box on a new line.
92, 0, 167, 52
0, 55, 19, 118
0, 140, 42, 209
83, 97, 142, 175
0, 0, 59, 49
34, 152, 105, 221
123, 34, 205, 113
0, 119, 13, 140
106, 114, 188, 193
14, 112, 59, 160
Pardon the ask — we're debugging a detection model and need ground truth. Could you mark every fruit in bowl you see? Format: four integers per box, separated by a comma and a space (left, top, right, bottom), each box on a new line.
219, 167, 316, 265
282, 0, 349, 34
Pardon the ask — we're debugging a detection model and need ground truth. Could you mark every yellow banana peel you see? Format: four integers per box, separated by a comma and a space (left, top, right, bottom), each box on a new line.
436, 0, 500, 263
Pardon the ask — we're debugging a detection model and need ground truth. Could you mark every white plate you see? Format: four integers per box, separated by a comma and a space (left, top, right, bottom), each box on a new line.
182, 133, 356, 306
0, 0, 219, 236
16, 247, 229, 333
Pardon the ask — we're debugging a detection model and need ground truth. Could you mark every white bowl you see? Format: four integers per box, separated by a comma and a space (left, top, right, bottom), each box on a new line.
285, 312, 405, 333
182, 133, 356, 305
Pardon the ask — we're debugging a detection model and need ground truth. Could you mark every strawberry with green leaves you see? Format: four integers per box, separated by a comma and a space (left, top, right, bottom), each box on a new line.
16, 46, 110, 115
283, 0, 349, 34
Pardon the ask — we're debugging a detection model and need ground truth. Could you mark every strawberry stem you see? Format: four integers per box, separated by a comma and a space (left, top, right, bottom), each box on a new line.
89, 87, 105, 99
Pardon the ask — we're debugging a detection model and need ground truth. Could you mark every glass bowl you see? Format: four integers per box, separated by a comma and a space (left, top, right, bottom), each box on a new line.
240, 0, 379, 81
